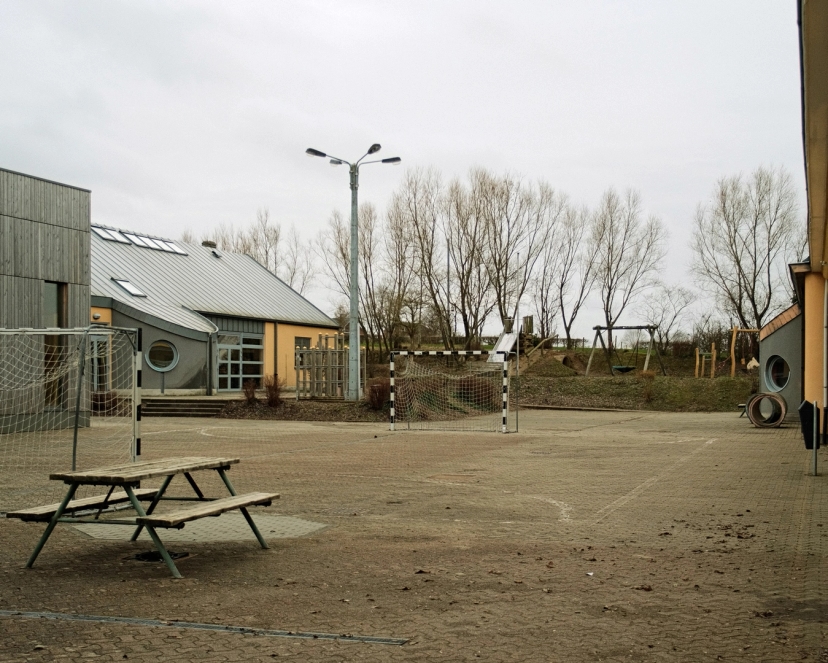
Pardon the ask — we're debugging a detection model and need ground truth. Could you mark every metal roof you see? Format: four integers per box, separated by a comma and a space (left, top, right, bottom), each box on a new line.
91, 225, 337, 333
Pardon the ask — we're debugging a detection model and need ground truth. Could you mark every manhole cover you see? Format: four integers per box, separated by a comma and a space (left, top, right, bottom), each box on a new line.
133, 550, 189, 563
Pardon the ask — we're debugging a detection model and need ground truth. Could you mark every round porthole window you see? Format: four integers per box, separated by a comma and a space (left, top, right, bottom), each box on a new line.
146, 340, 178, 372
765, 355, 790, 391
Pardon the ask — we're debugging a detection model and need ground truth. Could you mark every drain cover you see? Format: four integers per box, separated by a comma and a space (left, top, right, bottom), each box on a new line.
133, 550, 189, 563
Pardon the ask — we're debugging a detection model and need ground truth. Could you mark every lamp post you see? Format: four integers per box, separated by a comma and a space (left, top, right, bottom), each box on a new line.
306, 144, 401, 400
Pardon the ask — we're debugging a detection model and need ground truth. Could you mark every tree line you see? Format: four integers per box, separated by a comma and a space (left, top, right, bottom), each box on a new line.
183, 165, 803, 356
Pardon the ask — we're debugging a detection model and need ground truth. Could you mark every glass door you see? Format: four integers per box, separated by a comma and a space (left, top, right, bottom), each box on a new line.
217, 334, 241, 391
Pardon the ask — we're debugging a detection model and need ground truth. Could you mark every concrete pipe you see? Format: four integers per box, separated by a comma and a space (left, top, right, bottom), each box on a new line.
746, 392, 787, 428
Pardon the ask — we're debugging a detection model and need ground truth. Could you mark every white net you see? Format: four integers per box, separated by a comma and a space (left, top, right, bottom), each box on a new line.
392, 353, 509, 432
0, 328, 137, 513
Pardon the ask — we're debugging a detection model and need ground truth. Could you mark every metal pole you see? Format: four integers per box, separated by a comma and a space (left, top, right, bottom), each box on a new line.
71, 329, 90, 471
348, 164, 360, 401
814, 400, 819, 477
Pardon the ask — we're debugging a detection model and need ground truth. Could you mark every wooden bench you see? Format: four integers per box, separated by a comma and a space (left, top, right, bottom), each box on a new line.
6, 488, 158, 522
136, 492, 279, 529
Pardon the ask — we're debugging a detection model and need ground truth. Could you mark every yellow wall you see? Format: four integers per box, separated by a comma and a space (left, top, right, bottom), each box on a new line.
275, 323, 339, 387
90, 307, 112, 325
803, 272, 825, 402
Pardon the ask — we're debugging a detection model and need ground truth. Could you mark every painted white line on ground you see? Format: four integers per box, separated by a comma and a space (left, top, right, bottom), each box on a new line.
591, 438, 717, 524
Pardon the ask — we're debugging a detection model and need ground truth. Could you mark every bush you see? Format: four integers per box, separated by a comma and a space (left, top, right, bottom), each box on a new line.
366, 378, 391, 410
264, 374, 286, 407
242, 380, 258, 404
455, 375, 499, 409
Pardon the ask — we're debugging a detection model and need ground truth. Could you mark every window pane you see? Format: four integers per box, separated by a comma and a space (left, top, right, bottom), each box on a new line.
219, 377, 228, 389
242, 348, 262, 362
219, 348, 228, 361
230, 377, 240, 390
242, 364, 261, 375
43, 282, 59, 328
230, 349, 240, 361
295, 337, 311, 349
218, 363, 228, 375
218, 335, 240, 346
242, 336, 263, 346
230, 364, 240, 375
148, 341, 176, 369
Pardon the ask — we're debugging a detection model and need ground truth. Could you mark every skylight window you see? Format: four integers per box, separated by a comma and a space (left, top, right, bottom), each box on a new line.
123, 233, 150, 247
92, 226, 131, 244
162, 241, 188, 255
112, 278, 146, 297
106, 229, 132, 243
140, 237, 165, 250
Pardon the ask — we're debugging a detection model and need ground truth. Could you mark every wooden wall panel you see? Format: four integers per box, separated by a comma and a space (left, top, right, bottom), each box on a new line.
0, 169, 91, 329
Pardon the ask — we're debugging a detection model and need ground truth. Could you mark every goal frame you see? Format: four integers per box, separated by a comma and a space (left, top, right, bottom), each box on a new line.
0, 325, 142, 464
389, 350, 509, 433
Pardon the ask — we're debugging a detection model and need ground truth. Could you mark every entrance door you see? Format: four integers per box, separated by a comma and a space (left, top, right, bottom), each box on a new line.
217, 334, 242, 392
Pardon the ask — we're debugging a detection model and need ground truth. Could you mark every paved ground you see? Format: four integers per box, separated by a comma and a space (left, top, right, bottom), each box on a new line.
2, 410, 827, 662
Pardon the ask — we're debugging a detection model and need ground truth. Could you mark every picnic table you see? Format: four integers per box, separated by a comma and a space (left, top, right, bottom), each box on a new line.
6, 457, 279, 578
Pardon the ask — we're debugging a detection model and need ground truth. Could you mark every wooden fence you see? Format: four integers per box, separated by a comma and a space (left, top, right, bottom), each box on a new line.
295, 333, 366, 399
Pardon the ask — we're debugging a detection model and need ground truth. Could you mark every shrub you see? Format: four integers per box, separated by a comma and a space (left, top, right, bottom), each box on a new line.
455, 375, 499, 409
242, 379, 258, 404
264, 374, 286, 407
366, 378, 391, 410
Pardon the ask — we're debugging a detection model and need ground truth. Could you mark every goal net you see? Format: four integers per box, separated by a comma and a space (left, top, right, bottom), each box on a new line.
0, 327, 139, 513
390, 351, 509, 432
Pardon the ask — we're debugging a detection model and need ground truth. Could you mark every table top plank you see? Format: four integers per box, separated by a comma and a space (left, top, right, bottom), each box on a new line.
50, 457, 240, 484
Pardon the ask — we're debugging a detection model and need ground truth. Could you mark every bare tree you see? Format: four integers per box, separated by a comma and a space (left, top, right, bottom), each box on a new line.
475, 170, 552, 324
444, 178, 497, 348
534, 202, 598, 348
391, 168, 455, 349
692, 166, 800, 334
638, 282, 695, 353
279, 225, 316, 294
247, 207, 281, 273
181, 228, 198, 244
592, 188, 667, 348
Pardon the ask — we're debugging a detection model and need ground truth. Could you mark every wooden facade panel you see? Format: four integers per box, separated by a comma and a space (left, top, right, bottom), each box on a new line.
0, 169, 89, 230
0, 169, 91, 329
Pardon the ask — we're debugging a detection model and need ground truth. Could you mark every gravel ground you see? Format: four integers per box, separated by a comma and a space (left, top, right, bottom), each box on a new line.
2, 411, 826, 662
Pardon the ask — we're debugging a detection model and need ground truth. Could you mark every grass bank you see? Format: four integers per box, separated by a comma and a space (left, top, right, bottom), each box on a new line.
516, 375, 756, 412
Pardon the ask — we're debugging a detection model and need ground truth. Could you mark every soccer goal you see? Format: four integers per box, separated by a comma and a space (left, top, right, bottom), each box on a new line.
390, 350, 510, 433
0, 327, 140, 513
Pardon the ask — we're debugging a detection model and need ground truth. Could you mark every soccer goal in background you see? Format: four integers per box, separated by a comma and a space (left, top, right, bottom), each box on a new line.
0, 327, 140, 513
390, 350, 510, 433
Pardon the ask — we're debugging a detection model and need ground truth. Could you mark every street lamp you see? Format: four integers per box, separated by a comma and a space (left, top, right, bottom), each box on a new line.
306, 143, 401, 400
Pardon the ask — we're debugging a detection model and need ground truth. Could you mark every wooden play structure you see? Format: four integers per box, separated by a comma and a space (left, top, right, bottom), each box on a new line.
584, 325, 666, 377
694, 343, 717, 378
729, 326, 759, 377
294, 333, 365, 399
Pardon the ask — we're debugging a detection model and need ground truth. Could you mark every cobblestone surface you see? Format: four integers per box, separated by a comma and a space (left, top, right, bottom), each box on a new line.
2, 411, 827, 661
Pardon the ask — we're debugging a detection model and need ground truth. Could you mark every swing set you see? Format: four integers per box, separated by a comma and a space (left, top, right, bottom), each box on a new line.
584, 325, 667, 377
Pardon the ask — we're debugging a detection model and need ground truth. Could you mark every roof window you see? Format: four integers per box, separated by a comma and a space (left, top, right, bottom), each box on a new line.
92, 226, 130, 244
112, 278, 146, 297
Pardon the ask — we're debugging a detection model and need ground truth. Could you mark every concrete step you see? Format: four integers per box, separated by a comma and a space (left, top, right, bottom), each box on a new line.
141, 398, 234, 418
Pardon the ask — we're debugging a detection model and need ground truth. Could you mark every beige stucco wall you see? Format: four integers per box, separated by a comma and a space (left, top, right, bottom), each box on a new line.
275, 323, 339, 387
90, 306, 112, 325
803, 272, 825, 403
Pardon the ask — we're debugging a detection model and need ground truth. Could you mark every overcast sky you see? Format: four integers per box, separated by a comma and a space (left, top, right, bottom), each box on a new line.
0, 1, 805, 334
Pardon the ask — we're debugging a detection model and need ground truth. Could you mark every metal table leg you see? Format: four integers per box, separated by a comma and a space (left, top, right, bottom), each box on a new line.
217, 468, 269, 550
130, 474, 174, 542
26, 483, 78, 568
124, 485, 182, 579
